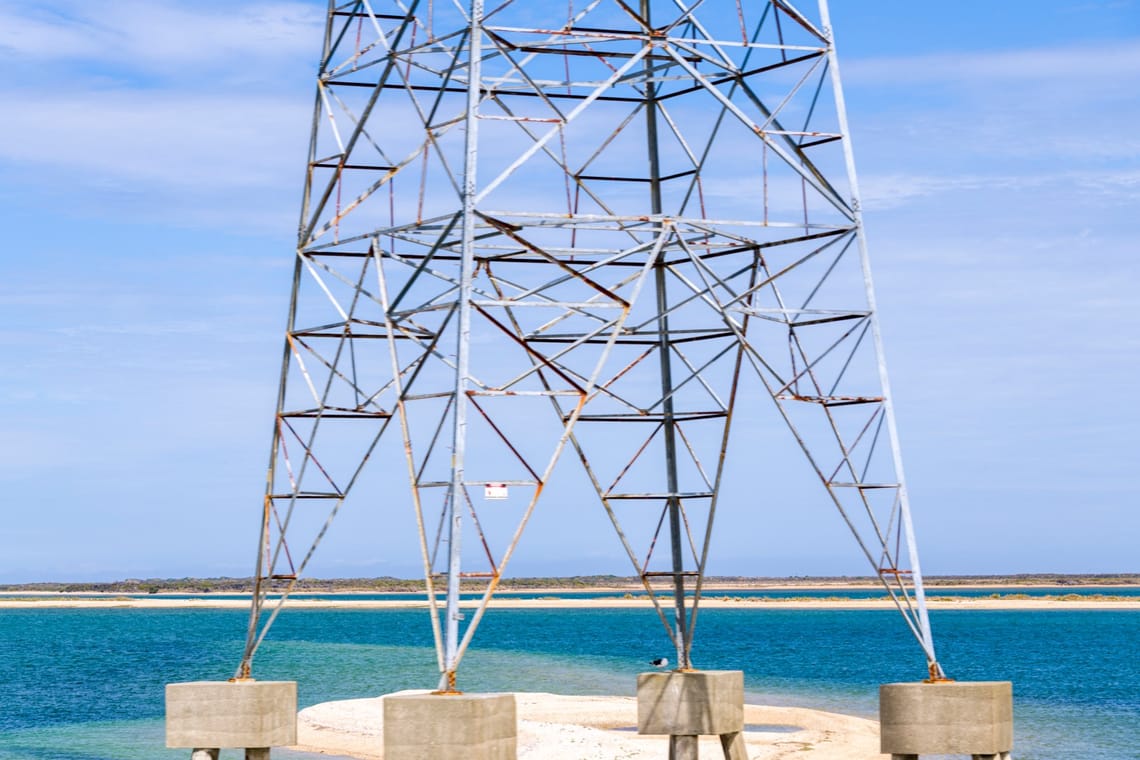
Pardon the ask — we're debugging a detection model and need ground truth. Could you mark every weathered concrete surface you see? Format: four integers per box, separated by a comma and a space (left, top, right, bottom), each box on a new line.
880, 681, 1013, 756
166, 681, 297, 749
719, 729, 748, 760
637, 670, 744, 736
383, 691, 516, 760
669, 734, 698, 760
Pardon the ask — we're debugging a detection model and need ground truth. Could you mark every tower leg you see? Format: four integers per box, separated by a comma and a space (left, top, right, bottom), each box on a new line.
891, 755, 918, 760
246, 749, 271, 760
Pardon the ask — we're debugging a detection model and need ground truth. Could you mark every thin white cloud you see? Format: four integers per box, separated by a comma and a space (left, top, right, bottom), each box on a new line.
0, 0, 321, 71
0, 3, 322, 232
844, 40, 1140, 87
842, 40, 1140, 167
858, 173, 997, 210
0, 89, 308, 187
859, 168, 1140, 210
50, 321, 214, 338
1074, 169, 1140, 193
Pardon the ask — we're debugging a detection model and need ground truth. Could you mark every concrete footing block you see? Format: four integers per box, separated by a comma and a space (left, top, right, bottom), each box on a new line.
637, 670, 744, 736
638, 671, 745, 759
384, 691, 516, 760
880, 681, 1013, 757
166, 681, 297, 750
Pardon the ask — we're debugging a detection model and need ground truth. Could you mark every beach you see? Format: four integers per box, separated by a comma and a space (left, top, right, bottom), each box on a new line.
0, 593, 1135, 610
294, 691, 881, 760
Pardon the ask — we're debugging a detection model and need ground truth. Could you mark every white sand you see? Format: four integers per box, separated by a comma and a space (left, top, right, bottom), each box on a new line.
0, 595, 1135, 610
293, 691, 882, 760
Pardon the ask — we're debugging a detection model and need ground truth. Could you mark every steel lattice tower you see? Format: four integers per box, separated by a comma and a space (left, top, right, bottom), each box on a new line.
237, 0, 945, 689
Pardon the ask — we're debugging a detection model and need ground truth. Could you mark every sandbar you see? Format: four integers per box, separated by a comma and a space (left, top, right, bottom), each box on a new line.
0, 595, 1135, 610
293, 691, 881, 760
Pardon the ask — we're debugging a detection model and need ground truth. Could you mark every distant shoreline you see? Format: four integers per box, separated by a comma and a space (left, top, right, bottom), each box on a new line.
3, 575, 1137, 611
2, 573, 1136, 596
1, 589, 1137, 610
2, 582, 1139, 594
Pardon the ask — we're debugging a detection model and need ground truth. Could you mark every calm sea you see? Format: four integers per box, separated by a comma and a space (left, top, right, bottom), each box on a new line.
0, 604, 1135, 759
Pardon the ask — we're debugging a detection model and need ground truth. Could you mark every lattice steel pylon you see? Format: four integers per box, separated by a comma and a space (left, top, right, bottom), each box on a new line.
237, 0, 946, 688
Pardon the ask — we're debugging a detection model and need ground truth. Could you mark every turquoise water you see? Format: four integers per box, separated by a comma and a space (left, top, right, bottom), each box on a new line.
0, 607, 1135, 759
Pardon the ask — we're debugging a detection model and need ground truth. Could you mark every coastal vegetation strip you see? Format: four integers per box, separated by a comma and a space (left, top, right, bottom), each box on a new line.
2, 573, 1136, 595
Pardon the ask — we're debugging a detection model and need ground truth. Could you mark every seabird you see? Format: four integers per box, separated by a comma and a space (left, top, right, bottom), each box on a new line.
650, 657, 668, 668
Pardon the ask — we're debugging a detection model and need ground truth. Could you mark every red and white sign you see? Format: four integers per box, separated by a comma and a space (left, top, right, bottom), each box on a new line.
483, 483, 508, 500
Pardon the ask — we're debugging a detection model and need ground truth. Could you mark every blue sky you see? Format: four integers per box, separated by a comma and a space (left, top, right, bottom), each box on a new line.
0, 1, 1137, 583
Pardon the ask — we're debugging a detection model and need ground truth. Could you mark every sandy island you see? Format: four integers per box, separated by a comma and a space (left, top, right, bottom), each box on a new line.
0, 594, 1135, 610
293, 691, 880, 760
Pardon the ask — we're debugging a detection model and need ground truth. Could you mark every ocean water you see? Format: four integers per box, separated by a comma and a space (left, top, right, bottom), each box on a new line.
0, 606, 1135, 759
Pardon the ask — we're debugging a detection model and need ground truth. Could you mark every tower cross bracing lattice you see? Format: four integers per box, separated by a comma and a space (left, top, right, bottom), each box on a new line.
237, 0, 945, 689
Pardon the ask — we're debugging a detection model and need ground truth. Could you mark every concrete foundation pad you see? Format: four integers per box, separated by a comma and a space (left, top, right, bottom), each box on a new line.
166, 681, 297, 749
880, 681, 1013, 756
637, 670, 744, 736
383, 691, 516, 760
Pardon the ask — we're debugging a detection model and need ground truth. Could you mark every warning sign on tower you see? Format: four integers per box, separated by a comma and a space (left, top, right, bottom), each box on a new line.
483, 483, 508, 500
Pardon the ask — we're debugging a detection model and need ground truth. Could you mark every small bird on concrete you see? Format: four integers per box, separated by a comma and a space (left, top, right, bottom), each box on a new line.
650, 657, 668, 668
